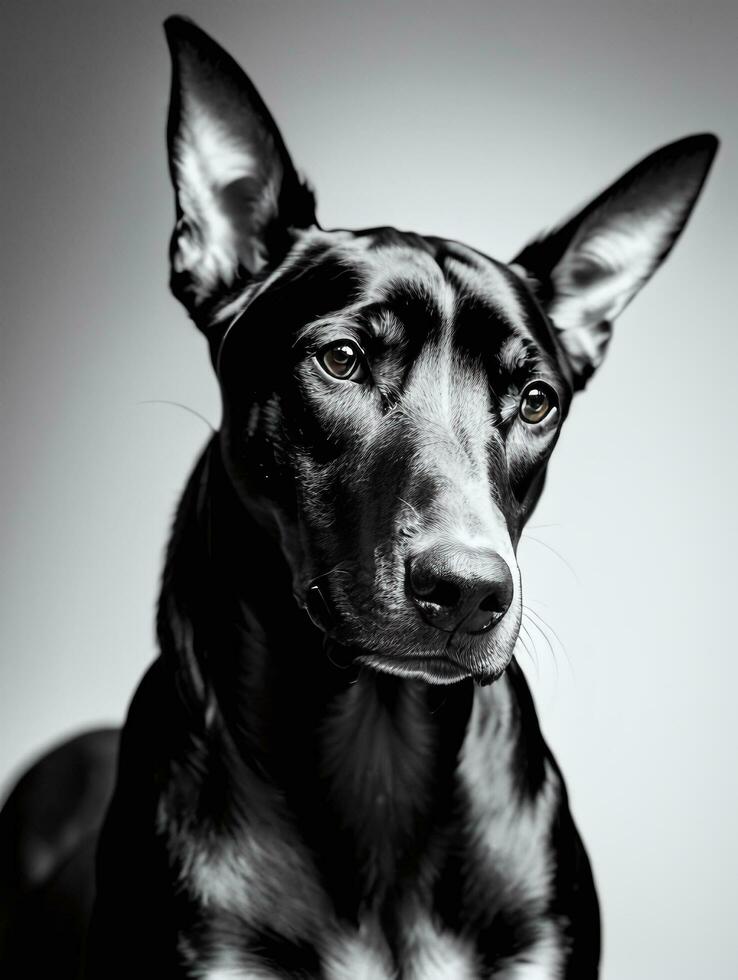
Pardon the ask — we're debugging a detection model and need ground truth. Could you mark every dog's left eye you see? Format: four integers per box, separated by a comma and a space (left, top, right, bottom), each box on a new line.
316, 340, 367, 381
519, 382, 557, 424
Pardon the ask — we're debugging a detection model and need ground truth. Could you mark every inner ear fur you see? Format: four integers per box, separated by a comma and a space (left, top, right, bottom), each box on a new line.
512, 134, 718, 389
164, 16, 316, 326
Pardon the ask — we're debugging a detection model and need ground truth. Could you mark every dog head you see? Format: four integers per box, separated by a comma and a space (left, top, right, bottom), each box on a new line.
164, 17, 716, 684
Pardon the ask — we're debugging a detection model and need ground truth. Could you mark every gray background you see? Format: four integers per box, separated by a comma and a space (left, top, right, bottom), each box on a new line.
1, 1, 736, 976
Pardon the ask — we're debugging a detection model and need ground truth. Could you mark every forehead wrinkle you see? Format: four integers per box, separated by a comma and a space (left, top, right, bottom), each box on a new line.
373, 283, 457, 360
363, 245, 451, 306
322, 240, 460, 344
444, 256, 526, 331
293, 295, 414, 348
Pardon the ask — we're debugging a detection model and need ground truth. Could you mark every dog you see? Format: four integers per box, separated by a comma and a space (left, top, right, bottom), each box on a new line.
0, 15, 717, 979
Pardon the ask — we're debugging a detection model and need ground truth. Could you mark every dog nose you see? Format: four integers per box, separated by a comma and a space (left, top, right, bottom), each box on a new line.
406, 544, 514, 634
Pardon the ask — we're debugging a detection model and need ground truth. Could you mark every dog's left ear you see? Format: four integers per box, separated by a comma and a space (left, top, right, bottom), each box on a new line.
512, 134, 718, 389
164, 16, 316, 325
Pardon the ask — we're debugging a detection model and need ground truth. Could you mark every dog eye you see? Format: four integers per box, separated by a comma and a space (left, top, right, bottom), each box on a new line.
316, 340, 367, 381
519, 382, 557, 424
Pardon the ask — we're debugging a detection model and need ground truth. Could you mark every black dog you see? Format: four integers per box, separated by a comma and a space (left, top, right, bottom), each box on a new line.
0, 16, 717, 979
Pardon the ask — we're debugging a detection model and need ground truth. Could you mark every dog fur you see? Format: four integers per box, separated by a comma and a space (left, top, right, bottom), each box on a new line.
0, 16, 717, 980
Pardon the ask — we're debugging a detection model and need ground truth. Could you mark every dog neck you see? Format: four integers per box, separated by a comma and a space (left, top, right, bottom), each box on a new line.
156, 436, 475, 909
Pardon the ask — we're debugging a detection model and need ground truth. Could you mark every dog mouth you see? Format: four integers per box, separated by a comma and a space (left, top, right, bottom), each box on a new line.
302, 580, 517, 685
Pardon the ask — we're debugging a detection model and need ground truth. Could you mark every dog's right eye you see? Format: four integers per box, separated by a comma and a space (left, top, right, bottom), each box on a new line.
316, 340, 367, 381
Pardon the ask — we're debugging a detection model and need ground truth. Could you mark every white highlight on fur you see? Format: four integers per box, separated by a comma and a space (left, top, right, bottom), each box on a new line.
199, 948, 280, 980
445, 255, 525, 328
364, 244, 455, 316
158, 782, 327, 947
493, 938, 565, 980
543, 163, 706, 379
497, 334, 532, 376
403, 915, 479, 980
172, 101, 281, 300
183, 832, 324, 938
549, 204, 680, 333
323, 913, 478, 980
323, 928, 395, 980
459, 679, 566, 977
399, 338, 523, 675
462, 707, 560, 897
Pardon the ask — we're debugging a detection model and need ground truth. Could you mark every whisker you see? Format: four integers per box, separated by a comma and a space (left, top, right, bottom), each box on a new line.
517, 622, 539, 674
522, 609, 558, 678
138, 399, 215, 433
525, 606, 574, 677
397, 496, 422, 521
525, 604, 569, 660
521, 533, 580, 584
310, 563, 353, 582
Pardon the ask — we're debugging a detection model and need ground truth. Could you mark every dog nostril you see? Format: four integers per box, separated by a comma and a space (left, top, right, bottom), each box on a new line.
408, 561, 462, 609
479, 591, 508, 616
413, 577, 460, 608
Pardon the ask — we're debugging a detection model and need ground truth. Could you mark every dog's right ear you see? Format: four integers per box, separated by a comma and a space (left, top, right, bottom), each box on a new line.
164, 17, 316, 326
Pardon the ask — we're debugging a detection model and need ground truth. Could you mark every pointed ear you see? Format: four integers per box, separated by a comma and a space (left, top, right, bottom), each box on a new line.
512, 134, 718, 389
164, 17, 316, 324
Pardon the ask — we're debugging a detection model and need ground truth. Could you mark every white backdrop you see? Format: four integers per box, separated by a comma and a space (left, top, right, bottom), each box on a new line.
2, 1, 736, 977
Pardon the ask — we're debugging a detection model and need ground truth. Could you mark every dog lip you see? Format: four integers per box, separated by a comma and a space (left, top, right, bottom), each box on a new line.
358, 652, 471, 681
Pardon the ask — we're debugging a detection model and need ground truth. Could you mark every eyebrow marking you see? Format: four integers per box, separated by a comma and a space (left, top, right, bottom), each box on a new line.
372, 280, 453, 350
292, 295, 419, 351
372, 309, 406, 344
497, 334, 538, 375
292, 314, 369, 349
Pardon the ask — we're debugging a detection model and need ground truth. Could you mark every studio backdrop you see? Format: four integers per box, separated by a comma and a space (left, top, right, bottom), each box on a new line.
1, 2, 735, 978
